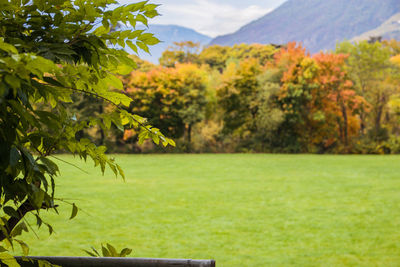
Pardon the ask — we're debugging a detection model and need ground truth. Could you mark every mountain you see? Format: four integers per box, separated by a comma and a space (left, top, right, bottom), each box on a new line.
352, 13, 400, 42
211, 0, 400, 53
132, 25, 211, 64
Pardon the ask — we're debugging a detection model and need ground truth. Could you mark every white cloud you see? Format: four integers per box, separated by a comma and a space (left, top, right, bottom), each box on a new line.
151, 0, 271, 37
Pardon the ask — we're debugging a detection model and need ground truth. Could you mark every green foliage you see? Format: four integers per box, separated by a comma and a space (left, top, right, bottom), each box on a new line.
254, 73, 284, 139
217, 59, 261, 136
0, 0, 173, 262
159, 41, 201, 67
336, 40, 399, 141
123, 63, 207, 150
199, 44, 278, 72
84, 243, 132, 257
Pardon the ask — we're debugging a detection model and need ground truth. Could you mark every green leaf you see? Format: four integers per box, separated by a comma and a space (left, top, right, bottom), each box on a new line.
10, 222, 28, 238
46, 223, 54, 235
70, 203, 78, 220
101, 245, 110, 257
0, 252, 20, 267
144, 10, 159, 19
106, 74, 123, 90
126, 40, 138, 54
135, 14, 148, 26
15, 239, 29, 256
106, 243, 118, 257
3, 206, 19, 218
39, 157, 59, 175
151, 134, 160, 145
168, 138, 176, 147
83, 249, 98, 257
91, 247, 100, 257
116, 164, 125, 180
127, 1, 147, 12
128, 30, 144, 39
0, 39, 18, 54
4, 75, 20, 89
143, 36, 160, 46
31, 190, 45, 209
137, 33, 160, 45
9, 146, 20, 167
93, 26, 110, 36
35, 214, 43, 228
136, 41, 149, 53
115, 64, 134, 75
119, 248, 132, 257
103, 116, 112, 130
143, 3, 159, 12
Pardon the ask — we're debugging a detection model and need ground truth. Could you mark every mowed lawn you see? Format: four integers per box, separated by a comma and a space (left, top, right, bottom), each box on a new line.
19, 154, 400, 266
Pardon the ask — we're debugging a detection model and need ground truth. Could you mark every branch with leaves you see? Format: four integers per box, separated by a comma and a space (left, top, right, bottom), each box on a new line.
0, 0, 172, 264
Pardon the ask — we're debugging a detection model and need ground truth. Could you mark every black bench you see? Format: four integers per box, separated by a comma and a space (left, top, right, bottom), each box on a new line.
15, 256, 216, 267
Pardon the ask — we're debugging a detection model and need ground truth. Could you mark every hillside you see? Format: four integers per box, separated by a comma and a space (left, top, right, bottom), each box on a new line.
352, 13, 400, 42
211, 0, 400, 53
132, 24, 211, 63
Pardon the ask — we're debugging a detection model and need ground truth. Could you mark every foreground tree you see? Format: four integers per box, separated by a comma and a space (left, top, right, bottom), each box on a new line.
0, 0, 173, 263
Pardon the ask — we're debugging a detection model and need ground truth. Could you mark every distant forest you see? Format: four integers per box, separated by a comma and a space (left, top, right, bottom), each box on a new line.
75, 39, 400, 154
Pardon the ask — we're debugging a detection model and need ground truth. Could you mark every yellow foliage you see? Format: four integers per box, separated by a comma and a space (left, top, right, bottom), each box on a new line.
390, 54, 400, 67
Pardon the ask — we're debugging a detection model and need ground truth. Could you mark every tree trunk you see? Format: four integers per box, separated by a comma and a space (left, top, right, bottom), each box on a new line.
375, 105, 383, 133
187, 124, 192, 152
341, 103, 348, 147
374, 92, 387, 139
360, 111, 366, 135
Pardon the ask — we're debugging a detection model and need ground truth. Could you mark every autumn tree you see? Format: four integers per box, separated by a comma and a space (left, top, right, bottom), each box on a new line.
124, 63, 207, 151
124, 67, 185, 140
251, 69, 284, 151
313, 53, 365, 151
383, 39, 400, 56
199, 44, 279, 72
198, 45, 230, 72
175, 64, 208, 149
273, 43, 365, 152
273, 42, 322, 151
159, 41, 201, 67
337, 41, 399, 141
217, 58, 262, 149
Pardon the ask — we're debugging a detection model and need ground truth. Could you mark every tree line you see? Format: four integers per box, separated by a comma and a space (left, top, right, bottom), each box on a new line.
77, 40, 400, 154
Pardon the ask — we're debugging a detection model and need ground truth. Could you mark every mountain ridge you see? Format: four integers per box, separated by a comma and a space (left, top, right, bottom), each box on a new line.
352, 13, 400, 42
211, 0, 400, 53
134, 24, 211, 63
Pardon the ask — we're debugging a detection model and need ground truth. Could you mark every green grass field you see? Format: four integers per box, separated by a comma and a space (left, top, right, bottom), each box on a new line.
18, 154, 400, 266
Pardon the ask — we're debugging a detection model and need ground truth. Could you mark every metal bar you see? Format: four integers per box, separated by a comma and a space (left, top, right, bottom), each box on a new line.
15, 256, 216, 267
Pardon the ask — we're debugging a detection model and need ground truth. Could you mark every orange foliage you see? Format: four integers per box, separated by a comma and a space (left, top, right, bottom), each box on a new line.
313, 52, 366, 149
274, 43, 367, 151
123, 63, 207, 140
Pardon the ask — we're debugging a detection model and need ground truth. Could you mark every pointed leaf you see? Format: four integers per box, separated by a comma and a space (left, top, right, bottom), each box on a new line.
69, 203, 78, 220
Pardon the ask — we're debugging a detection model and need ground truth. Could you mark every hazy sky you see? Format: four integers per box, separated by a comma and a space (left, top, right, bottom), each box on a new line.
119, 0, 287, 37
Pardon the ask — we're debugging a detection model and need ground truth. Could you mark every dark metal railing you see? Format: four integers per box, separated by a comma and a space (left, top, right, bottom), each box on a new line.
15, 256, 216, 267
